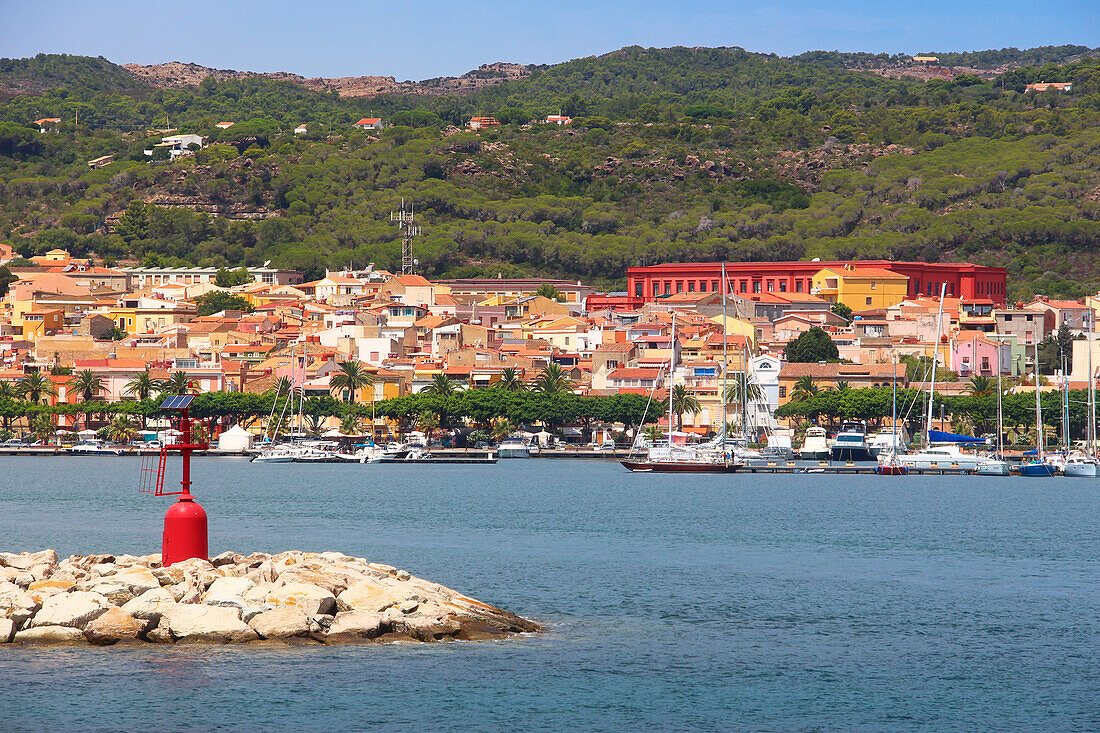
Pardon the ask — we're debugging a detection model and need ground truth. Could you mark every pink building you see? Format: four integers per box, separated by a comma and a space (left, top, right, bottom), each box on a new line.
951, 331, 1010, 376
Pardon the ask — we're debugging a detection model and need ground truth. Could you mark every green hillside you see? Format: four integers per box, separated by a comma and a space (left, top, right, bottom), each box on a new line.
0, 48, 1099, 299
0, 54, 147, 99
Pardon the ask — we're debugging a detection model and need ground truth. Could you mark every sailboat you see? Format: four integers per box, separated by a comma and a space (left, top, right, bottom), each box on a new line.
1019, 340, 1058, 477
976, 340, 1011, 476
1064, 313, 1100, 477
620, 307, 738, 473
875, 353, 909, 475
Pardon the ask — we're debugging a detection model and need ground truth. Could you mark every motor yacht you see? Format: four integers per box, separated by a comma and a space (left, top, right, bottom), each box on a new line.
898, 445, 984, 470
497, 438, 531, 459
830, 421, 873, 461
67, 440, 123, 456
798, 427, 830, 460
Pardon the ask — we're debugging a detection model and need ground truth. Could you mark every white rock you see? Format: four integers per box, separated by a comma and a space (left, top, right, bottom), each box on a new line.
0, 617, 14, 642
202, 576, 255, 609
29, 591, 110, 629
265, 582, 335, 616
326, 610, 386, 641
337, 580, 418, 613
14, 625, 86, 644
248, 607, 310, 639
0, 581, 39, 625
83, 607, 147, 645
161, 605, 258, 643
86, 581, 135, 605
121, 588, 177, 622
0, 550, 56, 571
112, 568, 162, 595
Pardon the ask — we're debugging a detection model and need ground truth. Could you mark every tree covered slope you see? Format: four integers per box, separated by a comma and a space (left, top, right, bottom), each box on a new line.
0, 47, 1098, 299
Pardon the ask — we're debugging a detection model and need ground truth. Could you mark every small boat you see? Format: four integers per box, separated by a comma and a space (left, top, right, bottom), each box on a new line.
251, 445, 298, 463
830, 421, 874, 462
760, 434, 794, 461
975, 456, 1011, 476
899, 445, 984, 471
620, 459, 739, 473
497, 438, 531, 459
1063, 451, 1100, 477
67, 440, 124, 456
1018, 460, 1058, 477
798, 427, 829, 460
874, 448, 909, 475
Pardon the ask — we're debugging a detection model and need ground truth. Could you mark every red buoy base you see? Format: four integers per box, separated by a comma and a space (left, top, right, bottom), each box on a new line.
162, 494, 208, 566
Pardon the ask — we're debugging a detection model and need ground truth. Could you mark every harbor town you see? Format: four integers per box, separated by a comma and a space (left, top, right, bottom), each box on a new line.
1, 249, 1098, 474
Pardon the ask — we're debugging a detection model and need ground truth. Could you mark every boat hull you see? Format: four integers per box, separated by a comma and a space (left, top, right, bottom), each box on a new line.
874, 464, 909, 475
975, 461, 1011, 476
620, 460, 738, 473
1018, 462, 1058, 477
1063, 462, 1099, 477
830, 447, 874, 462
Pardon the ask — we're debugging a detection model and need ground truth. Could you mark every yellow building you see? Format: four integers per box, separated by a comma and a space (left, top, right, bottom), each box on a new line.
19, 308, 64, 342
811, 267, 909, 311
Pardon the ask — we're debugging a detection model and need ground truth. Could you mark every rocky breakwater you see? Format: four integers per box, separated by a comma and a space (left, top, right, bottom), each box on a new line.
0, 550, 539, 646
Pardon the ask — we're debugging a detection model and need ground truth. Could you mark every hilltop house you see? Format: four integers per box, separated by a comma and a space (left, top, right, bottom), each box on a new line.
33, 118, 61, 133
1025, 82, 1072, 93
354, 118, 383, 130
468, 116, 500, 130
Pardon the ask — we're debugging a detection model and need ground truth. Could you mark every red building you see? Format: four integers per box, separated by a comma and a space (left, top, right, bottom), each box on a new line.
626, 260, 1007, 305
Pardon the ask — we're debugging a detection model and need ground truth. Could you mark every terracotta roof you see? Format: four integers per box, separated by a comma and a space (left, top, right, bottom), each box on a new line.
779, 363, 903, 379
607, 367, 662, 379
355, 118, 382, 125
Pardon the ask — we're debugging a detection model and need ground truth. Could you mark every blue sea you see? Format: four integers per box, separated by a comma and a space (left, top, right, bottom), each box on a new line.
1, 457, 1097, 732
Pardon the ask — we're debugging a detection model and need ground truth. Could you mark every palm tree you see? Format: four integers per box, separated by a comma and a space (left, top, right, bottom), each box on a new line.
124, 371, 160, 401
424, 373, 457, 395
968, 375, 995, 397
415, 410, 439, 441
30, 413, 56, 444
642, 424, 663, 445
669, 383, 701, 431
305, 414, 325, 437
339, 413, 361, 436
489, 416, 515, 442
497, 367, 525, 392
791, 376, 820, 402
533, 363, 574, 395
69, 369, 104, 429
20, 372, 55, 405
724, 380, 763, 407
161, 371, 194, 396
833, 380, 851, 392
105, 415, 137, 444
329, 360, 374, 404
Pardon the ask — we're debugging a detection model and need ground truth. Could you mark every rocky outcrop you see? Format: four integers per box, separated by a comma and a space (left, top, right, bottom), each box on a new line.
0, 550, 539, 646
121, 61, 534, 98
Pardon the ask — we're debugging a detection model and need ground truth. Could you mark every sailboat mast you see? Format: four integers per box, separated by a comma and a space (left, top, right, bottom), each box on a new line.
721, 263, 728, 439
892, 351, 898, 452
925, 283, 948, 446
668, 311, 676, 441
996, 337, 1004, 456
1089, 309, 1096, 457
1035, 339, 1043, 460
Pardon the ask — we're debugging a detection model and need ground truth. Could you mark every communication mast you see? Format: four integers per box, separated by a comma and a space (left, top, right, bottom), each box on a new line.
390, 198, 421, 275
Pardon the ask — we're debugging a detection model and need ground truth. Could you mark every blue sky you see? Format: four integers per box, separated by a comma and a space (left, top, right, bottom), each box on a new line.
3, 0, 1097, 80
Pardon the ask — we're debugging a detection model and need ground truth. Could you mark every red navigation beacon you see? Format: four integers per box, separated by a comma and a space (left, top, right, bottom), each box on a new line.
139, 394, 210, 566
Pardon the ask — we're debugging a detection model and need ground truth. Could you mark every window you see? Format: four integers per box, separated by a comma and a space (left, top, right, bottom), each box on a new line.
687, 281, 695, 292
753, 282, 761, 294
652, 283, 659, 298
740, 281, 747, 293
664, 283, 671, 295
711, 281, 719, 292
779, 281, 787, 292
779, 386, 786, 398
676, 282, 683, 293
1004, 314, 1012, 322
635, 282, 644, 298
795, 281, 803, 293
870, 281, 877, 290
866, 297, 872, 305
767, 281, 774, 292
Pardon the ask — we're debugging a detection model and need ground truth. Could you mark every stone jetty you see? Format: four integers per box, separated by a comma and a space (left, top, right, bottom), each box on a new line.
0, 550, 540, 646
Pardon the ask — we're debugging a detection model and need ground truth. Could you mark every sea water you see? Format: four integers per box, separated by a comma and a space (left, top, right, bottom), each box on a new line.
0, 457, 1097, 732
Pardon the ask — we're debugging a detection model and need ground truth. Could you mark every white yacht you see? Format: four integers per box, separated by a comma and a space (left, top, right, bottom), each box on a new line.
760, 434, 794, 461
830, 421, 873, 461
869, 428, 907, 458
498, 438, 531, 459
251, 445, 298, 463
799, 427, 830, 460
1062, 451, 1099, 477
67, 440, 124, 456
898, 445, 984, 470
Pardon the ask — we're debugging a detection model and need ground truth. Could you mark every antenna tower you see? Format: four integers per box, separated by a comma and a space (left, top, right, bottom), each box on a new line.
390, 198, 421, 275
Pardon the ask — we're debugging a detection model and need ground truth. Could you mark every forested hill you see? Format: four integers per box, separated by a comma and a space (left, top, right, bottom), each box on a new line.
1, 47, 1099, 300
